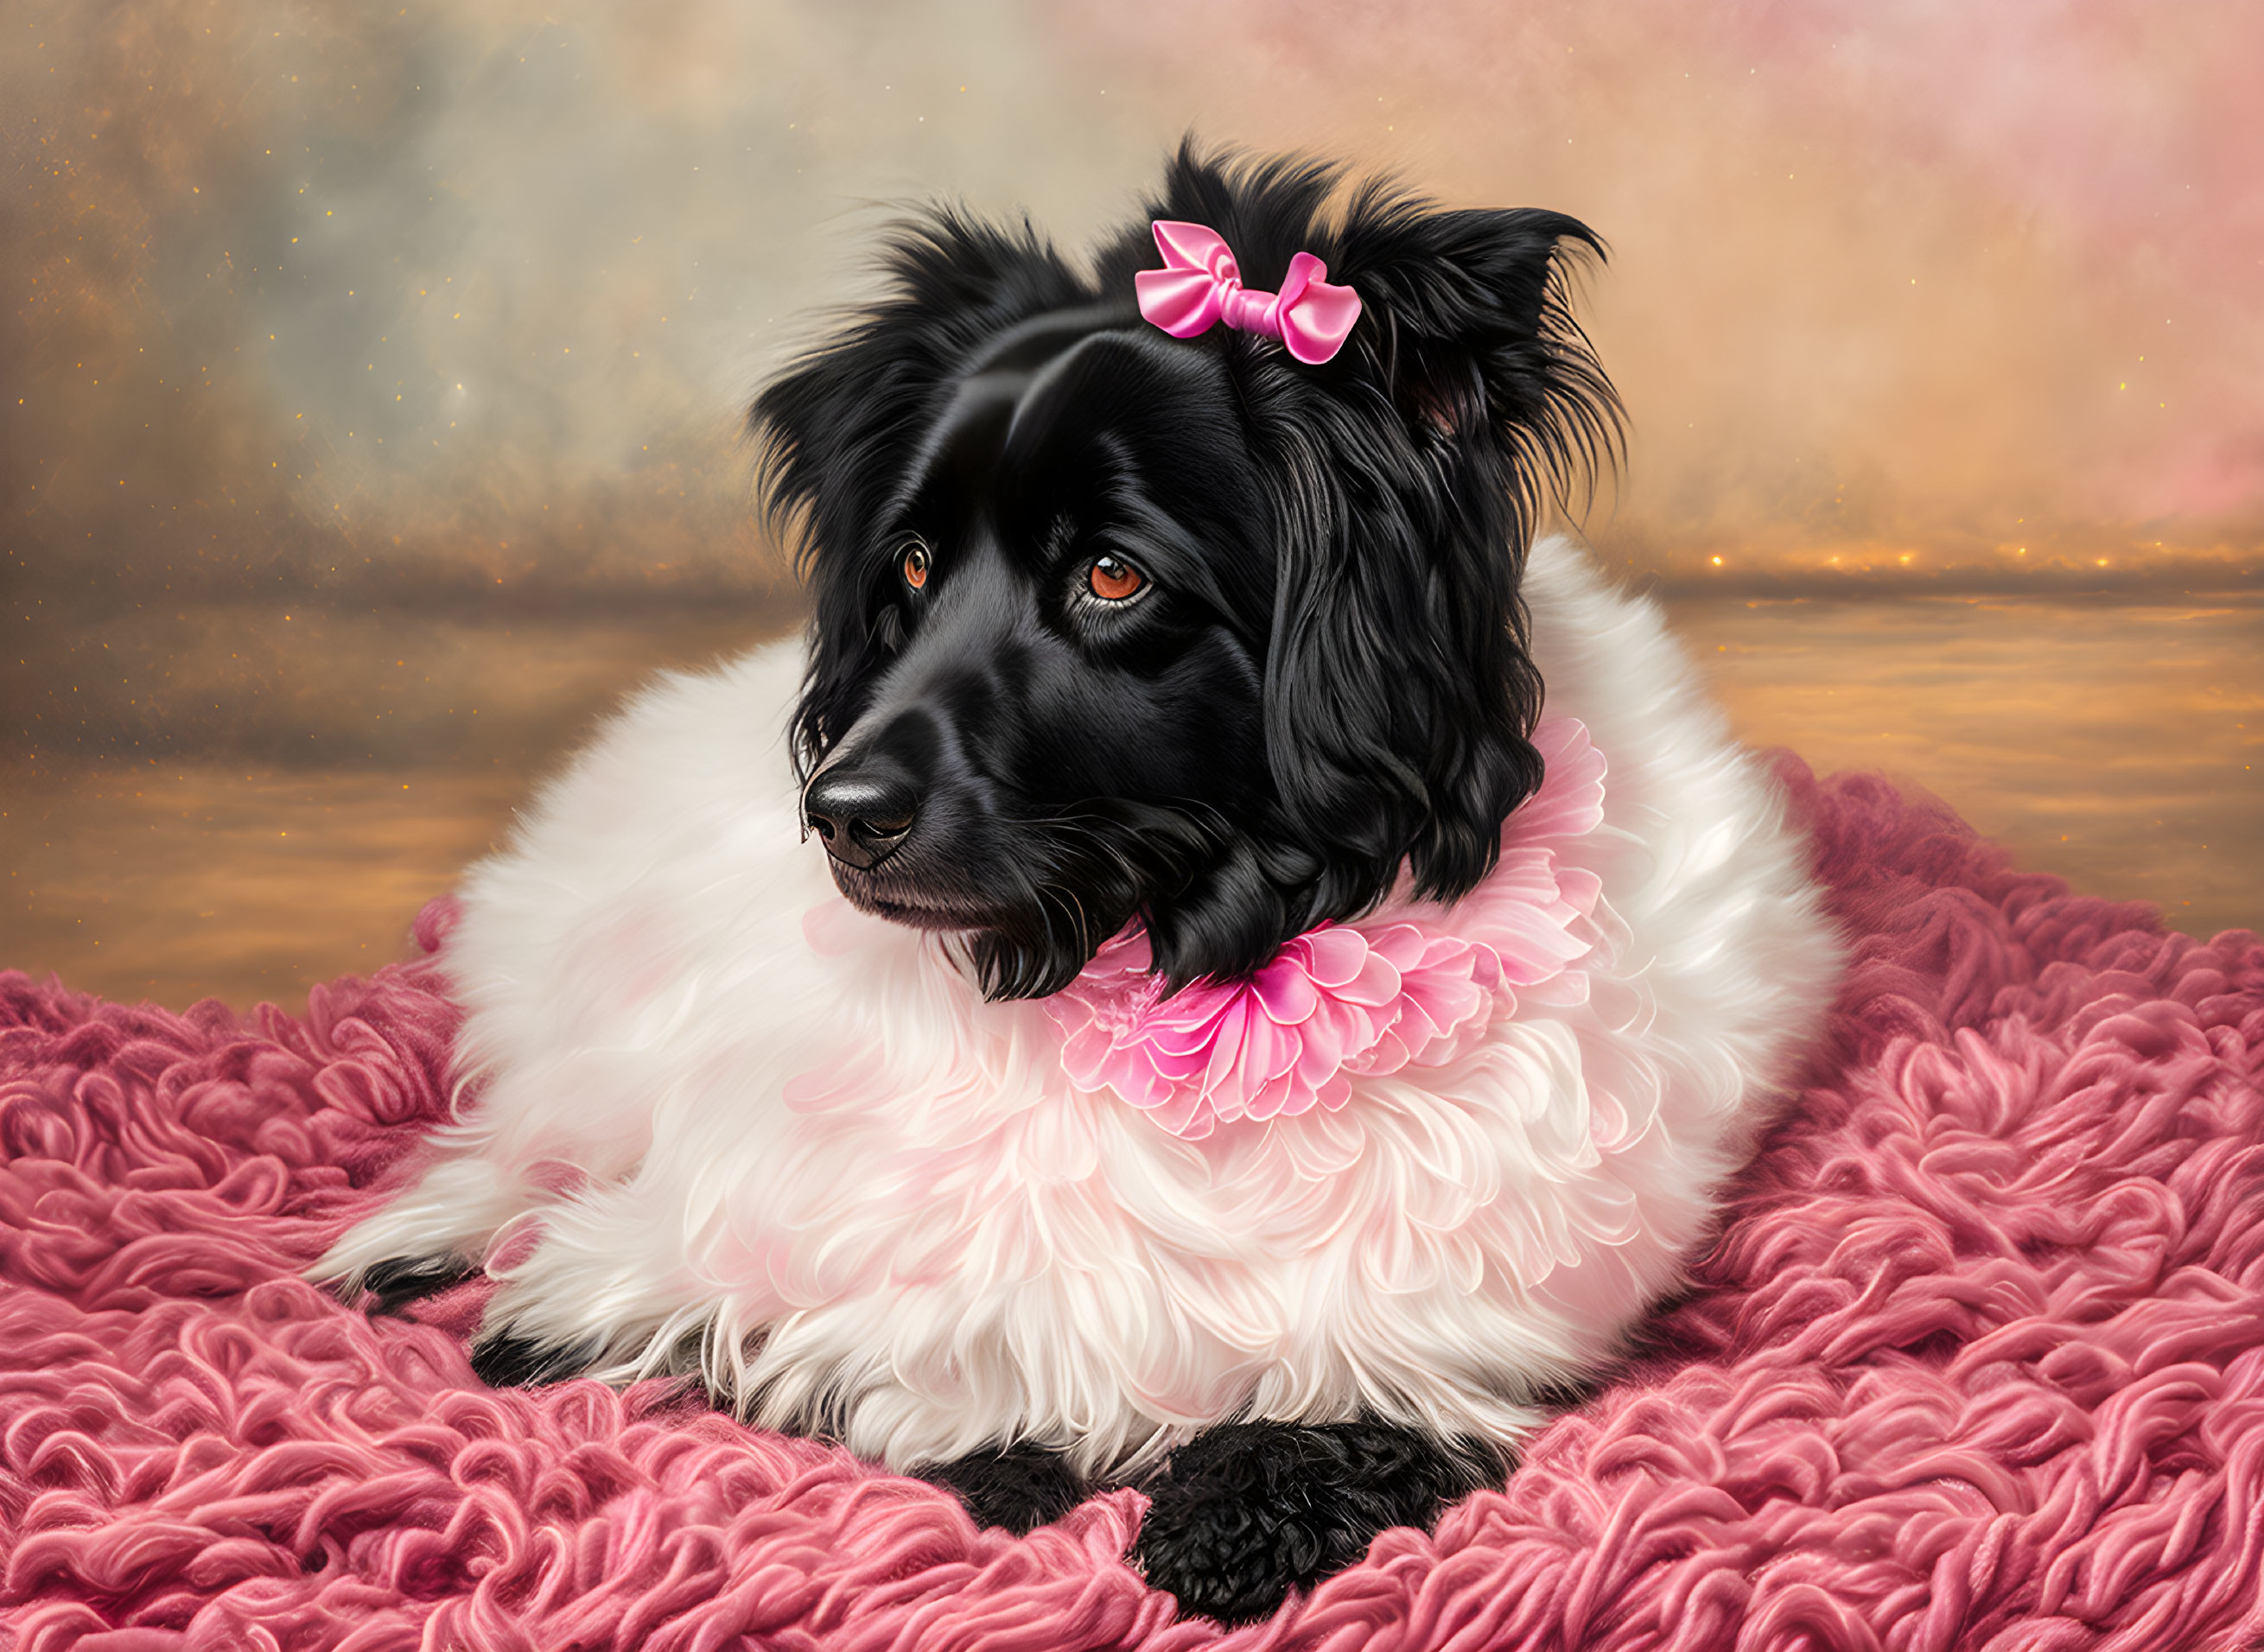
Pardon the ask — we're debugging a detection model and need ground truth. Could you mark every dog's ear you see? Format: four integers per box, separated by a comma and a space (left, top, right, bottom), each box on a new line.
1333, 195, 1619, 476
752, 211, 1087, 774
1260, 194, 1621, 918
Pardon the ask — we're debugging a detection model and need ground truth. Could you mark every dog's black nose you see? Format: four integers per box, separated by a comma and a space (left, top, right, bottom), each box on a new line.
804, 759, 921, 870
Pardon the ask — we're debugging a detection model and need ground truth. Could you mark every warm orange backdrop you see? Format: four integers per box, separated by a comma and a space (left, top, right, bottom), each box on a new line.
3, 1, 2258, 1004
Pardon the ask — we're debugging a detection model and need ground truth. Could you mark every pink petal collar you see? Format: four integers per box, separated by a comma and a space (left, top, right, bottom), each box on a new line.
1046, 718, 1609, 1138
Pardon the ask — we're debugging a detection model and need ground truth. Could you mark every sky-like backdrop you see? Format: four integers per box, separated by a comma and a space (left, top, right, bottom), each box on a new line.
3, 0, 2261, 1003
8, 0, 2260, 621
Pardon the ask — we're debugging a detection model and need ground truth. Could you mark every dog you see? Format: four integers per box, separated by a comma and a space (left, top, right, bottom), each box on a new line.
315, 144, 1844, 1624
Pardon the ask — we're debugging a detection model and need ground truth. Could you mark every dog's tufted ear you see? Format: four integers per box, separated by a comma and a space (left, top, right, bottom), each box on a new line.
1256, 191, 1622, 922
1332, 194, 1619, 469
751, 211, 1090, 775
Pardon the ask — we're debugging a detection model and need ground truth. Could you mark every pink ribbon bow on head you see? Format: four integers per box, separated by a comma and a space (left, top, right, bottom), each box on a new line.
1134, 220, 1362, 365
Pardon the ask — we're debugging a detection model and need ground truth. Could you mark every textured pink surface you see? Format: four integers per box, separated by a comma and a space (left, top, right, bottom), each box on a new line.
4, 764, 2263, 1650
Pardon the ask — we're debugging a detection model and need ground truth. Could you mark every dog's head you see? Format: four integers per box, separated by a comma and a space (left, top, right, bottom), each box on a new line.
754, 146, 1619, 1000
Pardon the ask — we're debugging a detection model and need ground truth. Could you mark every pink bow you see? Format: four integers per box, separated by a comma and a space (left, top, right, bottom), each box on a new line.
1133, 220, 1362, 365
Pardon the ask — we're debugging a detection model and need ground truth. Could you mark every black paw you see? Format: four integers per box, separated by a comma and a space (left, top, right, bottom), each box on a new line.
1134, 1420, 1496, 1625
913, 1442, 1085, 1534
359, 1255, 477, 1316
468, 1327, 596, 1388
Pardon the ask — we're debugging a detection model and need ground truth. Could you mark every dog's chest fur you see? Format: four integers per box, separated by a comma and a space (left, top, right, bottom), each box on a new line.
323, 537, 1841, 1477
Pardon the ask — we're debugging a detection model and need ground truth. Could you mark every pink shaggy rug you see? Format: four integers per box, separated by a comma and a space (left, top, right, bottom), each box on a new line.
3, 760, 2263, 1651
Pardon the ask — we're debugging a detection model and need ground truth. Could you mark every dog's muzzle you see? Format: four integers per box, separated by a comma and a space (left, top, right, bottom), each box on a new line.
804, 753, 921, 870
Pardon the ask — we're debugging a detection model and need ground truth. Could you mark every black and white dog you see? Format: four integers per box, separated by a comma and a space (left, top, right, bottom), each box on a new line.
319, 147, 1841, 1623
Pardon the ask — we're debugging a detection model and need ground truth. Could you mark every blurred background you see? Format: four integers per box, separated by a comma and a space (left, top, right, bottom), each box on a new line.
3, 0, 2259, 1008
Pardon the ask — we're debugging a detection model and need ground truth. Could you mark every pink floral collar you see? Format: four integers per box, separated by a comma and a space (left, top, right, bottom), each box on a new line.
1045, 718, 1609, 1138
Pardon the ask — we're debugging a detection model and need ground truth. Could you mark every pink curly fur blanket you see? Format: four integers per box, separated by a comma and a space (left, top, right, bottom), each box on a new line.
3, 759, 2261, 1651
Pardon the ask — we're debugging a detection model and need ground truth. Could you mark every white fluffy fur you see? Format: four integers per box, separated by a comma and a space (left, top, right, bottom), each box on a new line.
316, 537, 1843, 1477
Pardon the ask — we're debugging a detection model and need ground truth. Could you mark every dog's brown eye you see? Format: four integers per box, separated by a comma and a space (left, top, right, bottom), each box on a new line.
1087, 555, 1143, 601
901, 541, 931, 590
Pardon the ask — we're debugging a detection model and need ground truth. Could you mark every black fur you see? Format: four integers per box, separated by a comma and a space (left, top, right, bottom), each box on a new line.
358, 1255, 475, 1316
468, 1328, 598, 1389
913, 1443, 1088, 1535
755, 141, 1619, 999
1134, 1420, 1498, 1624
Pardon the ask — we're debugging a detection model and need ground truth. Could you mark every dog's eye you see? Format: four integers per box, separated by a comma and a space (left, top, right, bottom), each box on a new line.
900, 540, 931, 591
1086, 555, 1144, 602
